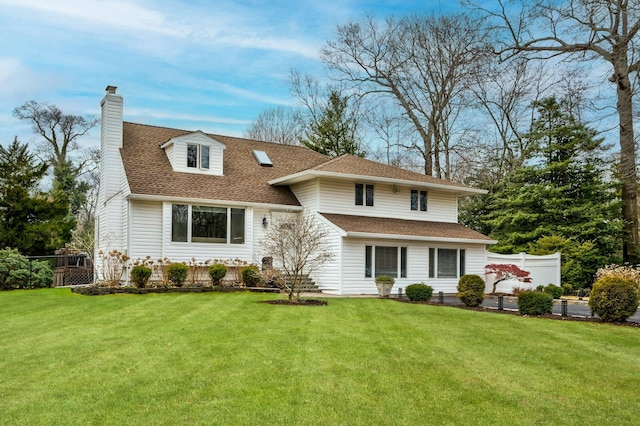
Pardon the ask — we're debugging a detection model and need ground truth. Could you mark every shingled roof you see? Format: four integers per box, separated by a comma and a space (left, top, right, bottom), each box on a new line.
121, 122, 329, 205
269, 154, 484, 195
121, 122, 484, 205
320, 213, 495, 243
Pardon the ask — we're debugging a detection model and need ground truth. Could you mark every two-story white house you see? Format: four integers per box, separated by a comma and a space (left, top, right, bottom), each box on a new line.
96, 86, 495, 294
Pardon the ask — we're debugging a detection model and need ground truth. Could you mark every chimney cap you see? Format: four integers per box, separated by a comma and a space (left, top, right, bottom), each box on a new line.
105, 85, 117, 94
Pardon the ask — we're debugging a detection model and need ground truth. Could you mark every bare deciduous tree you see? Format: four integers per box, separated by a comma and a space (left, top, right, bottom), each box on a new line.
468, 0, 640, 262
260, 211, 334, 302
13, 100, 97, 169
244, 106, 301, 145
322, 13, 492, 178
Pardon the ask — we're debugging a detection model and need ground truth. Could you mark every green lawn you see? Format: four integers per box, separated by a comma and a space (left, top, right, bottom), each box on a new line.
1, 289, 638, 425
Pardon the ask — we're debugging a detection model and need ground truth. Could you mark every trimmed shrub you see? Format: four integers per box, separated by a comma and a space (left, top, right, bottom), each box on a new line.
562, 283, 573, 296
130, 265, 152, 288
543, 284, 564, 299
241, 265, 260, 287
0, 248, 52, 289
517, 291, 554, 315
166, 263, 188, 287
536, 284, 545, 292
406, 283, 433, 301
208, 263, 227, 286
375, 275, 395, 284
589, 276, 640, 322
457, 274, 486, 307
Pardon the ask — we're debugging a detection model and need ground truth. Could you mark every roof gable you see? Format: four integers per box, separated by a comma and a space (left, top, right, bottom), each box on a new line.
160, 131, 227, 176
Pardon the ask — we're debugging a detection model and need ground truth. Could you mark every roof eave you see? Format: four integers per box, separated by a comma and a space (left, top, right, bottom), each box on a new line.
269, 170, 486, 195
127, 193, 303, 210
344, 231, 497, 244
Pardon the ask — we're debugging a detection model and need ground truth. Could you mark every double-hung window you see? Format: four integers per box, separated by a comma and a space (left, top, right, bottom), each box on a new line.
187, 144, 210, 170
172, 204, 244, 244
411, 190, 427, 211
365, 245, 407, 278
428, 248, 465, 278
355, 183, 374, 206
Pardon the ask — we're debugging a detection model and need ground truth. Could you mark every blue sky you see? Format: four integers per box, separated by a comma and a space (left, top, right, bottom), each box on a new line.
0, 0, 460, 148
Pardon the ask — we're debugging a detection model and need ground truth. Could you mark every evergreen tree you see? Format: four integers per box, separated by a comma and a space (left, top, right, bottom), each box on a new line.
0, 138, 73, 255
480, 98, 622, 287
300, 91, 366, 157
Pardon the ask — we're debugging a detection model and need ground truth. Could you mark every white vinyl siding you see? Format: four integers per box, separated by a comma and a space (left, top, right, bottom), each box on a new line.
341, 238, 487, 295
290, 180, 320, 212
130, 200, 163, 260
316, 178, 458, 222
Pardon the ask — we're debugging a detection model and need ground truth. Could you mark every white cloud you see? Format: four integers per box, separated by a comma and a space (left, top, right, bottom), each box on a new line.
0, 0, 185, 36
125, 108, 251, 126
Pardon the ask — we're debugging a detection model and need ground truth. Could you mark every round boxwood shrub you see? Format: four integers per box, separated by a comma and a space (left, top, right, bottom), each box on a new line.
543, 283, 564, 299
457, 274, 486, 307
589, 276, 640, 322
130, 265, 152, 288
517, 290, 554, 315
166, 263, 188, 287
406, 283, 433, 301
208, 263, 227, 286
241, 265, 260, 287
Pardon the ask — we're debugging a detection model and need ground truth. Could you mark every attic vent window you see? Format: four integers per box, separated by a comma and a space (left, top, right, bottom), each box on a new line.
253, 150, 273, 167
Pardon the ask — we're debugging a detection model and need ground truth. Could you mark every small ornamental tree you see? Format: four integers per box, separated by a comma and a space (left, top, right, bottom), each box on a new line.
260, 211, 334, 302
485, 263, 532, 294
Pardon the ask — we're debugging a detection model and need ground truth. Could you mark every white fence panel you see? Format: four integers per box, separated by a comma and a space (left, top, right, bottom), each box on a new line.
485, 252, 561, 293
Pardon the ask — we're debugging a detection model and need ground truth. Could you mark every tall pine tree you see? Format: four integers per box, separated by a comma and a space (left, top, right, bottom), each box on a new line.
0, 138, 73, 255
481, 98, 622, 288
300, 91, 365, 157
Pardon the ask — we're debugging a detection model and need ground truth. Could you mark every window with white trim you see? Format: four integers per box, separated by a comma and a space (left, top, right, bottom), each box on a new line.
428, 248, 465, 278
187, 144, 210, 169
172, 204, 244, 244
355, 183, 374, 206
411, 189, 427, 211
365, 245, 407, 278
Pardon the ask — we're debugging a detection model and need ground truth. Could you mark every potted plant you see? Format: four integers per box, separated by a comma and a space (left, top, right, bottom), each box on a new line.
375, 275, 395, 297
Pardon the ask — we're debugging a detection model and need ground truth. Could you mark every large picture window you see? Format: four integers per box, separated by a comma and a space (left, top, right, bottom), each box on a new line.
365, 245, 407, 278
429, 248, 466, 278
171, 204, 244, 244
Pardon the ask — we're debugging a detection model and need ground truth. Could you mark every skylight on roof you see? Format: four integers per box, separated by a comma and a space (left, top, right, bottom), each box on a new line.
253, 150, 273, 167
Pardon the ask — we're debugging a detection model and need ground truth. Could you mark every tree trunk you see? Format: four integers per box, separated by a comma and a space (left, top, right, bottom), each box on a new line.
614, 58, 640, 263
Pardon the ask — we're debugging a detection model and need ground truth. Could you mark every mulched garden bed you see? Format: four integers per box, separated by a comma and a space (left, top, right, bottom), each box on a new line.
71, 286, 279, 296
261, 299, 328, 306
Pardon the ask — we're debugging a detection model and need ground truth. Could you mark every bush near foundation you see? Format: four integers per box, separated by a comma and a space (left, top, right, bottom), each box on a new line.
517, 291, 554, 315
208, 263, 228, 286
241, 265, 260, 287
457, 274, 486, 307
167, 263, 188, 287
406, 283, 433, 301
589, 277, 640, 322
130, 265, 152, 288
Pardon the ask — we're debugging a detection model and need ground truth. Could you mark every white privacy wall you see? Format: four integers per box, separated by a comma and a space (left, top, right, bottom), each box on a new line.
485, 252, 562, 292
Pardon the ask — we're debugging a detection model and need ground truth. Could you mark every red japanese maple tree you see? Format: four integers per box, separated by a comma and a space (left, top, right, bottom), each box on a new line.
485, 264, 532, 294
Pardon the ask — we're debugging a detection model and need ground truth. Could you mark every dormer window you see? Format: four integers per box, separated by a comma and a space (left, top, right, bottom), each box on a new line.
187, 144, 210, 169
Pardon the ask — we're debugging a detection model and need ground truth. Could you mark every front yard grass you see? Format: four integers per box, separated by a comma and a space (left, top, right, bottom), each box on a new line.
1, 289, 638, 425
